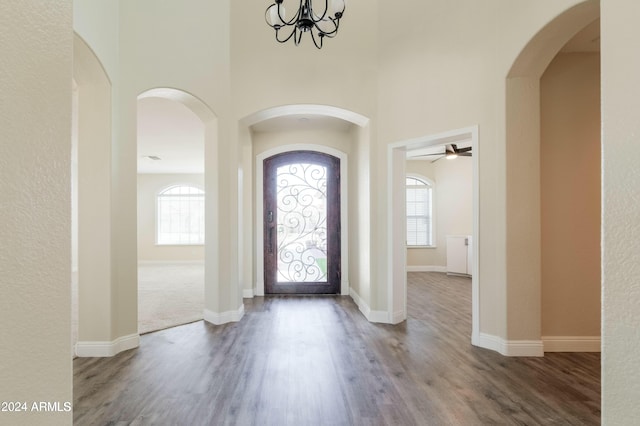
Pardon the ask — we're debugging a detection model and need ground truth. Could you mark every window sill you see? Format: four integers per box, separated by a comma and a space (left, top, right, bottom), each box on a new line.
407, 245, 437, 249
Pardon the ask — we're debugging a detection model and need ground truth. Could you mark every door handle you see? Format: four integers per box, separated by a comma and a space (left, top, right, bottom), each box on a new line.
267, 210, 274, 254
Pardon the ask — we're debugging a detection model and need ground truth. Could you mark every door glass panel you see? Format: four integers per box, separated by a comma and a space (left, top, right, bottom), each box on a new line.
276, 163, 328, 283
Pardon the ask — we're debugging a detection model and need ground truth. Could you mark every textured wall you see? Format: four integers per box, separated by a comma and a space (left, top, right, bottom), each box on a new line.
0, 1, 73, 425
602, 0, 640, 422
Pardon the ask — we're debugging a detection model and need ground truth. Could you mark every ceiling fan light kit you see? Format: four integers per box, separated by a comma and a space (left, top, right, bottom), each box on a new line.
265, 0, 346, 49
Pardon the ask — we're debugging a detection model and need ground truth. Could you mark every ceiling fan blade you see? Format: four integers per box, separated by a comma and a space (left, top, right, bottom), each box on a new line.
456, 146, 472, 153
458, 152, 472, 157
431, 156, 444, 163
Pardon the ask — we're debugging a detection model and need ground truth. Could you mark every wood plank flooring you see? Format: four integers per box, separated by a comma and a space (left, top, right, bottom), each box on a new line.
73, 272, 600, 425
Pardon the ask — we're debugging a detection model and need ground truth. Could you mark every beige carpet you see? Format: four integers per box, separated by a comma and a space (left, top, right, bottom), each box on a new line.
137, 262, 204, 334
72, 262, 204, 352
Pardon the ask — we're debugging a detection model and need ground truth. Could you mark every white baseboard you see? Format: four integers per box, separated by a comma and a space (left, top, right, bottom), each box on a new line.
406, 265, 447, 273
391, 310, 407, 324
349, 289, 391, 324
543, 336, 601, 352
476, 332, 505, 354
476, 333, 544, 357
204, 305, 245, 325
243, 289, 254, 298
504, 339, 544, 357
75, 333, 140, 357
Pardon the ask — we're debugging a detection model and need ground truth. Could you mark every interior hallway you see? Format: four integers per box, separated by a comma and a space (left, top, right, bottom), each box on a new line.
73, 272, 600, 425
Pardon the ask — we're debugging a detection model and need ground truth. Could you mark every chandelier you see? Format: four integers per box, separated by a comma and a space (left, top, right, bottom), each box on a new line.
265, 0, 346, 49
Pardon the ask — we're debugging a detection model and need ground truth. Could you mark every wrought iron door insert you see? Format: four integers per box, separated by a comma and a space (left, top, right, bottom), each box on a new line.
264, 151, 340, 294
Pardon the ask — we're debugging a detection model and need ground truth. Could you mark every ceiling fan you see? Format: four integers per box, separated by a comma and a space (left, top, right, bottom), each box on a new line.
415, 144, 472, 162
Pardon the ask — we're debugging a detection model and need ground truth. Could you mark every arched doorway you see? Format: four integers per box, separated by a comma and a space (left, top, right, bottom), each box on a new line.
136, 88, 217, 333
263, 150, 341, 294
241, 105, 370, 307
73, 33, 120, 356
504, 0, 600, 353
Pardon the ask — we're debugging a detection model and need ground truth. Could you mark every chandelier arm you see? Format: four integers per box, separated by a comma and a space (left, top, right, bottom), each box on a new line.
265, 3, 301, 29
265, 5, 277, 29
265, 0, 346, 48
294, 28, 304, 46
310, 30, 323, 49
275, 26, 298, 44
282, 2, 302, 26
331, 17, 341, 36
311, 0, 329, 22
312, 17, 339, 37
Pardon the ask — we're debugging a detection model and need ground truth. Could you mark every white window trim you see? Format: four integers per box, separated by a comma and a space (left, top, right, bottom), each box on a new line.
406, 173, 436, 248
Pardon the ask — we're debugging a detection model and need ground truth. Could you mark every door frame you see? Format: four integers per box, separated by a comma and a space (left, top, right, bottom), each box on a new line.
263, 150, 341, 294
388, 125, 479, 341
256, 144, 349, 296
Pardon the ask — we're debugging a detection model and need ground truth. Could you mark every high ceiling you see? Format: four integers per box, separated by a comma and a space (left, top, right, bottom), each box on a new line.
137, 97, 204, 174
137, 20, 600, 173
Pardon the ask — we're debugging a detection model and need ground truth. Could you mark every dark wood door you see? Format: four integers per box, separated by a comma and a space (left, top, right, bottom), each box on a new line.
264, 151, 341, 294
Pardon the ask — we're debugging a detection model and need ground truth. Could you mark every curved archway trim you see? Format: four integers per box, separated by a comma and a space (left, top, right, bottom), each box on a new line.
241, 104, 370, 128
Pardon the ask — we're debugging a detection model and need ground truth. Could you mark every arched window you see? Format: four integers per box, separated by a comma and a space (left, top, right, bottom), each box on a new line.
406, 176, 433, 247
157, 185, 205, 245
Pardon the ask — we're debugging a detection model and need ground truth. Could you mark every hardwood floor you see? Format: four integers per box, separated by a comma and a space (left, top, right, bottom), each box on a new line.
73, 273, 600, 425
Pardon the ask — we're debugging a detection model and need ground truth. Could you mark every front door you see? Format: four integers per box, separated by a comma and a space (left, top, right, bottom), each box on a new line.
264, 151, 341, 294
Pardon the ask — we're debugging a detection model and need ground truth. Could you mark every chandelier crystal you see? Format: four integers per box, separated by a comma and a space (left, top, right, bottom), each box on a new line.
265, 0, 346, 49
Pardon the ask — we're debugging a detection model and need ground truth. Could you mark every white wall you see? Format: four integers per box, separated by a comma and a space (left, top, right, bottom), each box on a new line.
137, 174, 205, 262
602, 0, 640, 421
378, 0, 598, 342
406, 158, 473, 269
233, 0, 380, 311
78, 0, 231, 341
0, 1, 73, 424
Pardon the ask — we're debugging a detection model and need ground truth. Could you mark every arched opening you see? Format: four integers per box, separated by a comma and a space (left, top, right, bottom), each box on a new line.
256, 144, 349, 296
540, 19, 601, 351
240, 105, 373, 314
263, 150, 342, 294
136, 88, 216, 333
505, 0, 600, 354
73, 33, 121, 356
